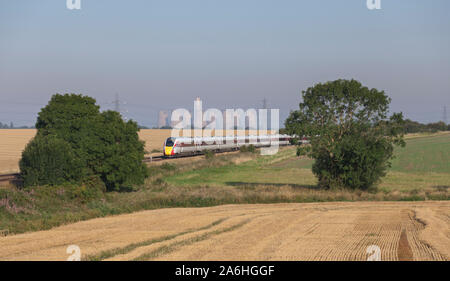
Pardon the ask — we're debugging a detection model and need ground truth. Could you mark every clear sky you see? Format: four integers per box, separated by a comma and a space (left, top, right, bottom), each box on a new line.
1, 0, 449, 127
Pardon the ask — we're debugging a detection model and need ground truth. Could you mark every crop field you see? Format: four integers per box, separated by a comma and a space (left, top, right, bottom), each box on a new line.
0, 130, 36, 174
0, 201, 448, 261
391, 132, 450, 174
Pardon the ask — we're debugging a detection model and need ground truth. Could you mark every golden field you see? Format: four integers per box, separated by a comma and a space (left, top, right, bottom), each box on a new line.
0, 201, 448, 261
0, 130, 37, 174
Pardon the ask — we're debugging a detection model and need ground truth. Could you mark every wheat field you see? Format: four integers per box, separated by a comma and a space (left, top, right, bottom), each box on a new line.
0, 201, 448, 261
0, 130, 36, 174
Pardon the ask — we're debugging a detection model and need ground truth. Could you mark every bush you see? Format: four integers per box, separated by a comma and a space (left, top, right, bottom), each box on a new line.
403, 119, 449, 133
204, 150, 215, 160
19, 135, 84, 187
160, 163, 177, 171
240, 145, 256, 153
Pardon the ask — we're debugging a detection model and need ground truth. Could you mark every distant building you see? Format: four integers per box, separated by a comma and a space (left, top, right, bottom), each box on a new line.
158, 110, 169, 128
194, 97, 206, 129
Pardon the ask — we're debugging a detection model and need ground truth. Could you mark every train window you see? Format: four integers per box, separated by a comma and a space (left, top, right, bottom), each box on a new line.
165, 138, 175, 147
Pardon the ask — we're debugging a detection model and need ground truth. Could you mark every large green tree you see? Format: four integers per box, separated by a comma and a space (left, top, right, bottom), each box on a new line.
21, 94, 148, 190
285, 79, 405, 190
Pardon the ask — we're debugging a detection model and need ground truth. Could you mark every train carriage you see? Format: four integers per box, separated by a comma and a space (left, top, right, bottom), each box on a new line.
163, 134, 293, 157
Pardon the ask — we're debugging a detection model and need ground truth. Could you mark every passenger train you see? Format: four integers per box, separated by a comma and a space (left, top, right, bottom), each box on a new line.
163, 134, 294, 157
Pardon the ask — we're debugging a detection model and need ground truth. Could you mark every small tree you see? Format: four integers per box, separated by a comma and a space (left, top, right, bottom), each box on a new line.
285, 79, 405, 190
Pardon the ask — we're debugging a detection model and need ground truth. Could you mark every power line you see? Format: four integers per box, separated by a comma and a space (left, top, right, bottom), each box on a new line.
108, 93, 128, 120
114, 93, 120, 112
443, 106, 448, 125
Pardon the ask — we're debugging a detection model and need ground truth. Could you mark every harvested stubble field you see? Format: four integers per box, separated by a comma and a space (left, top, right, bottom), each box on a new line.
0, 130, 36, 174
0, 201, 448, 261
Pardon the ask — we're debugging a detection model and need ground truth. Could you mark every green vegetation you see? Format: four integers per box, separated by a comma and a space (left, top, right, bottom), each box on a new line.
285, 79, 405, 190
403, 119, 449, 133
204, 150, 215, 160
0, 121, 33, 129
0, 122, 12, 129
20, 94, 148, 191
165, 148, 314, 187
240, 145, 256, 153
390, 133, 450, 173
19, 135, 84, 186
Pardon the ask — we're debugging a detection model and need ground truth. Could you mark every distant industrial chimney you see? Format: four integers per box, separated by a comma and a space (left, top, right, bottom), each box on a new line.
158, 110, 169, 128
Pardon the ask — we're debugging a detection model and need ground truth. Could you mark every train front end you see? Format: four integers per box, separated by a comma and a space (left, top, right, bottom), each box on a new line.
164, 137, 176, 157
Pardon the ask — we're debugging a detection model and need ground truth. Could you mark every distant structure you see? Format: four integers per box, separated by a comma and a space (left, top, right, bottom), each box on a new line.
111, 93, 128, 120
193, 97, 205, 129
158, 110, 170, 128
114, 93, 120, 112
443, 106, 448, 125
262, 98, 267, 109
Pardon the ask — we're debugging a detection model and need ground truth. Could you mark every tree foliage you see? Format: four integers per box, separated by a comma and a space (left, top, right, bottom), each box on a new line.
19, 135, 84, 187
21, 94, 148, 190
403, 119, 449, 133
87, 110, 148, 191
285, 79, 405, 190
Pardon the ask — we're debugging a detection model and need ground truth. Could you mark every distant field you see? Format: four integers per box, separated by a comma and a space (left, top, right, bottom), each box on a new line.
390, 132, 450, 173
0, 130, 36, 174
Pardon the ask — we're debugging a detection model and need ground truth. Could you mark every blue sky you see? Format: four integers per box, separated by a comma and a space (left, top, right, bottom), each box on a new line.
1, 0, 449, 127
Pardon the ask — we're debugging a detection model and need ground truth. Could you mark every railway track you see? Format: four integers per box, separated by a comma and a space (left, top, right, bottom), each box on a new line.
0, 153, 215, 183
0, 173, 20, 184
143, 155, 165, 163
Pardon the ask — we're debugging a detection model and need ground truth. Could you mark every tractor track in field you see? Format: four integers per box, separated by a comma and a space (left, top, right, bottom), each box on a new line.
0, 201, 448, 261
